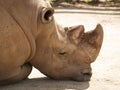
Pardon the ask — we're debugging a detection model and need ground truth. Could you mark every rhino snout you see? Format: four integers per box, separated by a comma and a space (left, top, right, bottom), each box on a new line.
72, 71, 92, 81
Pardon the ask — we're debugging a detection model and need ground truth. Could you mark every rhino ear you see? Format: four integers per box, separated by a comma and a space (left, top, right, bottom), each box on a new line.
41, 7, 54, 24
64, 25, 84, 45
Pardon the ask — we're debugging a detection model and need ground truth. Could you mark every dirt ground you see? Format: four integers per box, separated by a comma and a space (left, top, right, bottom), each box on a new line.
52, 0, 120, 8
0, 7, 120, 90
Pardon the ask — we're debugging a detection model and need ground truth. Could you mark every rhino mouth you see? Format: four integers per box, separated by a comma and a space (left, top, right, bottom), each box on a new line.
72, 71, 92, 81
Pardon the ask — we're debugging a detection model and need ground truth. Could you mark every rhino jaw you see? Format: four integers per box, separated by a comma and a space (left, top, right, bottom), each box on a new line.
81, 24, 104, 63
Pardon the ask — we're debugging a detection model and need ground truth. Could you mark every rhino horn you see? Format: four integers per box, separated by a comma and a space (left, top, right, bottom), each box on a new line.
81, 24, 104, 63
65, 24, 103, 63
65, 25, 85, 45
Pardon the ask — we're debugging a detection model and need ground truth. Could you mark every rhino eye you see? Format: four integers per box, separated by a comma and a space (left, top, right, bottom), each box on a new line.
41, 7, 54, 23
58, 51, 67, 56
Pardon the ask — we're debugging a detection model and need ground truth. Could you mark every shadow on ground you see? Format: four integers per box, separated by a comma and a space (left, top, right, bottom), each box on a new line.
0, 77, 89, 90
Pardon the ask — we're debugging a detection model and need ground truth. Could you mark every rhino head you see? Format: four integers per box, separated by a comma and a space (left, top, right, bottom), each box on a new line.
30, 7, 104, 81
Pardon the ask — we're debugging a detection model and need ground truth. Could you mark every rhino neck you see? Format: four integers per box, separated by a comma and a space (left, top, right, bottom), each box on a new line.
30, 20, 59, 69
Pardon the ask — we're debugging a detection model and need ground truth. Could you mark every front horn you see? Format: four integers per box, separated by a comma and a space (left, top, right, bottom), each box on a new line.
81, 24, 104, 63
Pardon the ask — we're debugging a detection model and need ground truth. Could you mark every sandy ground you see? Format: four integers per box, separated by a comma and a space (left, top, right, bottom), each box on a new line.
0, 8, 120, 90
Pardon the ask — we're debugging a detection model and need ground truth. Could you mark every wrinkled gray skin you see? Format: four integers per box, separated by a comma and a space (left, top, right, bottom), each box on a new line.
0, 0, 103, 85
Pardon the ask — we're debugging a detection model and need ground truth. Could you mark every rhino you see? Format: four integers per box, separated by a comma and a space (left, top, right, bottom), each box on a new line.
0, 0, 103, 85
